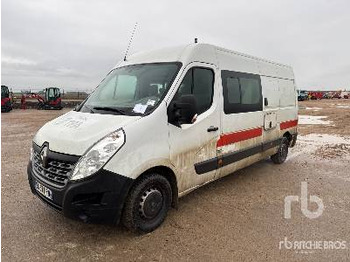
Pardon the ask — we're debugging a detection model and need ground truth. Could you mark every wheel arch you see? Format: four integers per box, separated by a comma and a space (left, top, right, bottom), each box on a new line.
132, 166, 179, 209
282, 131, 292, 145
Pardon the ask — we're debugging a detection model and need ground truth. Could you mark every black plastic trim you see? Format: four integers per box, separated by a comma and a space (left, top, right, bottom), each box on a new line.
195, 138, 282, 175
28, 161, 134, 224
33, 142, 80, 163
194, 157, 219, 175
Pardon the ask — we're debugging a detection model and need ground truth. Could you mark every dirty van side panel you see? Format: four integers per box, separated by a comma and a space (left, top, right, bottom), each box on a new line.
279, 78, 296, 108
217, 114, 264, 178
261, 76, 280, 146
168, 63, 221, 194
169, 118, 220, 194
258, 58, 297, 153
277, 78, 298, 138
217, 58, 264, 179
104, 103, 172, 180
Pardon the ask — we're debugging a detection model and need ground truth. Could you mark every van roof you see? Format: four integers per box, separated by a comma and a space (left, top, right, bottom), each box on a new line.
116, 43, 294, 79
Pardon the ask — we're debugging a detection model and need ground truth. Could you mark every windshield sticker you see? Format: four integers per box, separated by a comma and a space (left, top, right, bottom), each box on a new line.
133, 104, 148, 114
146, 99, 156, 106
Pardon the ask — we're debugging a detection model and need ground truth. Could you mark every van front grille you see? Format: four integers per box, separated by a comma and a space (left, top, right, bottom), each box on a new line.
32, 151, 76, 187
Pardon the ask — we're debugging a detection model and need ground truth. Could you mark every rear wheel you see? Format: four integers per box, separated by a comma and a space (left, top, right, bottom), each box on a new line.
122, 173, 172, 233
271, 137, 289, 164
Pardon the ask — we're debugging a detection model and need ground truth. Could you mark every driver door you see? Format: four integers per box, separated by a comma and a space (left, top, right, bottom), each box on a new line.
168, 63, 221, 194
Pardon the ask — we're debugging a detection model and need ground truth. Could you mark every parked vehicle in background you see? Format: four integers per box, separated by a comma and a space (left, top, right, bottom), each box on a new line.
309, 91, 323, 100
38, 87, 63, 109
1, 85, 13, 112
298, 90, 308, 101
332, 92, 342, 99
21, 87, 63, 110
322, 92, 332, 99
341, 91, 349, 99
27, 43, 298, 232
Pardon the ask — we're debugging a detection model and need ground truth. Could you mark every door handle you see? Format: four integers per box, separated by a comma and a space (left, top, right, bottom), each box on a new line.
207, 126, 219, 132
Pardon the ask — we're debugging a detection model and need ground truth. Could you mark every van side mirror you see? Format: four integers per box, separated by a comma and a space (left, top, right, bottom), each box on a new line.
168, 95, 197, 126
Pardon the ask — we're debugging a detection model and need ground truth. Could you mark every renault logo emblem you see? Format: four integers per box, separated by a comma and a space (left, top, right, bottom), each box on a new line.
40, 145, 49, 168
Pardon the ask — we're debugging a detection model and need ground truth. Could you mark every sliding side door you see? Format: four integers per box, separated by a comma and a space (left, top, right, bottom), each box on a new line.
218, 71, 264, 178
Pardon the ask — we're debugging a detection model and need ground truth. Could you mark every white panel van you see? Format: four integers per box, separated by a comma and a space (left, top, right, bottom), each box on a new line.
28, 43, 298, 232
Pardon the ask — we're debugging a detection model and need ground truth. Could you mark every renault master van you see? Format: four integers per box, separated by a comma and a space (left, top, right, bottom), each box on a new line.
28, 43, 298, 232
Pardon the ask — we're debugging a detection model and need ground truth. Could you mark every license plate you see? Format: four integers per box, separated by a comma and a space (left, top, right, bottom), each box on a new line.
35, 181, 53, 200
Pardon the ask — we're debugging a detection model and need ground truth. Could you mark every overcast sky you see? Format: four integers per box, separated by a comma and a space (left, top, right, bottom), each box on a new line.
2, 0, 350, 91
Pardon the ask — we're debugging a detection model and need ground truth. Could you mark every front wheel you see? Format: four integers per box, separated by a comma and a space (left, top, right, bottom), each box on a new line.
122, 173, 172, 233
271, 137, 289, 164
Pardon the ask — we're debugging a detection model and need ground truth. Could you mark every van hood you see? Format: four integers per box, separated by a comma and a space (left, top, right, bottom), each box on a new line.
33, 111, 141, 156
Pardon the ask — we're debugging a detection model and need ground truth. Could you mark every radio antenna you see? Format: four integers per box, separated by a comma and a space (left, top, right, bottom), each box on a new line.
124, 22, 138, 61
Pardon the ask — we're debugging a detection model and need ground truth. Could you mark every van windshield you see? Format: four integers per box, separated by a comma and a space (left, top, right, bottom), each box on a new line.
80, 62, 181, 115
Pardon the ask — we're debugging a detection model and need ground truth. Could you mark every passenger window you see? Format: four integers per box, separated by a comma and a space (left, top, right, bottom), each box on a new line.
175, 67, 214, 115
178, 70, 192, 95
222, 71, 262, 114
226, 77, 240, 104
240, 78, 260, 105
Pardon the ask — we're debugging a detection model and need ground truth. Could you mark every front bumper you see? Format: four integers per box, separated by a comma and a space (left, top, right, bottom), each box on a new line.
27, 161, 133, 224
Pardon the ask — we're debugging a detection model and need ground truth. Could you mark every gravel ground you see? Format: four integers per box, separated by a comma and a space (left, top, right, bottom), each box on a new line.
1, 101, 350, 261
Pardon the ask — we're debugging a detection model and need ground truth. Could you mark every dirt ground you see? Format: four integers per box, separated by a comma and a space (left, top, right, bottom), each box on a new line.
298, 99, 350, 136
1, 100, 350, 261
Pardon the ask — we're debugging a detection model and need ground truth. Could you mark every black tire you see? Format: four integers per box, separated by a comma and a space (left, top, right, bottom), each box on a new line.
122, 173, 172, 233
271, 137, 289, 164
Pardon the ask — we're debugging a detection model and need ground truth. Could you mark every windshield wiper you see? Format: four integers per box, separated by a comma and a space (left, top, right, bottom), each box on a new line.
92, 106, 127, 115
82, 104, 95, 113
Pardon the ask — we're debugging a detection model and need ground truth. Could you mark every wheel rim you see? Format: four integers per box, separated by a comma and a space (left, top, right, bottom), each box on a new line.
139, 188, 163, 220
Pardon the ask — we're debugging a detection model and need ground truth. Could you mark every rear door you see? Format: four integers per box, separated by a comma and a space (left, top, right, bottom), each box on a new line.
168, 62, 221, 193
261, 76, 279, 143
218, 71, 263, 178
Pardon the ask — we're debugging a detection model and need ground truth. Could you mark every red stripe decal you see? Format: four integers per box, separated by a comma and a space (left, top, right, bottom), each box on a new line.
280, 119, 298, 130
217, 127, 262, 147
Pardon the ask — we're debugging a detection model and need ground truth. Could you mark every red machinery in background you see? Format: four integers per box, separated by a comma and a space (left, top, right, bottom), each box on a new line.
21, 87, 63, 110
1, 85, 14, 112
309, 91, 323, 100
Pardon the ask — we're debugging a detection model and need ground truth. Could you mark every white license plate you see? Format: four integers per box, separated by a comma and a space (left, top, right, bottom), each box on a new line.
35, 181, 53, 200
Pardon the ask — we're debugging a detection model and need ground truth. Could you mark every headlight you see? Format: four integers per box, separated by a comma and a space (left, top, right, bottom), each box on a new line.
70, 129, 125, 181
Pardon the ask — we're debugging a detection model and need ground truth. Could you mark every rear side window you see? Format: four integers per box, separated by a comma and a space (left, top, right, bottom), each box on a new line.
240, 78, 261, 104
226, 77, 240, 104
222, 71, 262, 114
175, 67, 214, 115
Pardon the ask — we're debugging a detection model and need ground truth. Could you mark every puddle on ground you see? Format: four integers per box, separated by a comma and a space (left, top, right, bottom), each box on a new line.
298, 134, 350, 145
336, 105, 350, 109
298, 115, 332, 125
305, 107, 322, 111
288, 134, 350, 160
